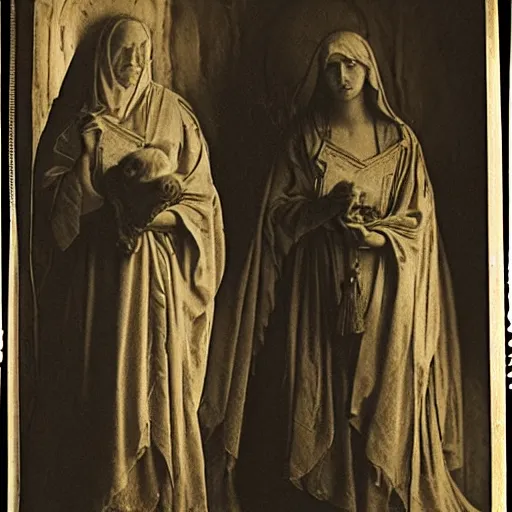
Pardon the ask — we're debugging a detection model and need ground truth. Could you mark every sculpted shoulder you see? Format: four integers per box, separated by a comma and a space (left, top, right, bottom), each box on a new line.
397, 122, 422, 149
156, 85, 204, 134
283, 112, 323, 160
155, 88, 208, 174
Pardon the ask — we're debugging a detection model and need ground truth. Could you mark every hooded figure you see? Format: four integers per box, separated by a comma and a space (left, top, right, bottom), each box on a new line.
199, 32, 478, 511
24, 16, 225, 512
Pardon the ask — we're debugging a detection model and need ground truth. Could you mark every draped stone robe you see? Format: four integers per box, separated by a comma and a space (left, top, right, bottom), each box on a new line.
199, 112, 478, 512
24, 83, 225, 512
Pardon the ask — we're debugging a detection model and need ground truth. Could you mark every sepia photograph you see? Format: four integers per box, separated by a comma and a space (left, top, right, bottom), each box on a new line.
6, 0, 506, 510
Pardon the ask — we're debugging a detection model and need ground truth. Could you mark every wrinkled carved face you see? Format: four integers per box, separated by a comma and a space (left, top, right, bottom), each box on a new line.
110, 21, 149, 88
323, 54, 366, 102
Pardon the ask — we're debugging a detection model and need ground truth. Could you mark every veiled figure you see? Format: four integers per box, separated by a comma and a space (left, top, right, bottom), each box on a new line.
200, 32, 478, 511
24, 16, 225, 512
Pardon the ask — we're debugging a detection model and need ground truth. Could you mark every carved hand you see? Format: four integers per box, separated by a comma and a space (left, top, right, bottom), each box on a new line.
80, 116, 104, 156
345, 222, 386, 248
76, 116, 105, 214
327, 181, 358, 217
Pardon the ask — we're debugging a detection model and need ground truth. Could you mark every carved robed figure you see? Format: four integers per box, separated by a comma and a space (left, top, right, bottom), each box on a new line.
199, 31, 478, 511
24, 16, 225, 512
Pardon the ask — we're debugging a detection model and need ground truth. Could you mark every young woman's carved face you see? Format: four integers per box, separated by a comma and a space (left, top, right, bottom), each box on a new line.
323, 54, 366, 102
110, 21, 149, 88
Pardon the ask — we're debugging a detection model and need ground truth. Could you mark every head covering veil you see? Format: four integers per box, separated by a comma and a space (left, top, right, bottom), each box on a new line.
87, 16, 153, 121
292, 31, 403, 126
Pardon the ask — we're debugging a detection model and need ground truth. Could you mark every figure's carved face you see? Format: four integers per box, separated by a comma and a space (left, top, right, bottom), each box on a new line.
323, 54, 366, 102
110, 21, 149, 88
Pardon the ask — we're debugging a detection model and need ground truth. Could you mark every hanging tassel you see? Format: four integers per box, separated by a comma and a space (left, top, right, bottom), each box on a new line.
349, 256, 365, 334
338, 237, 365, 336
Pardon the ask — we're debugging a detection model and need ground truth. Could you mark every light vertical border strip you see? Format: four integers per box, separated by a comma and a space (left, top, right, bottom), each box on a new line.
486, 0, 506, 510
7, 0, 20, 511
509, 7, 512, 342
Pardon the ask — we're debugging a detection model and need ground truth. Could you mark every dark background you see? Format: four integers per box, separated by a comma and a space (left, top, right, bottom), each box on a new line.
5, 0, 509, 510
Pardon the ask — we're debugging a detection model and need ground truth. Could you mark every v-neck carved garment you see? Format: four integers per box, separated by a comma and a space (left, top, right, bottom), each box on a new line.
313, 120, 403, 316
316, 118, 401, 202
316, 138, 402, 216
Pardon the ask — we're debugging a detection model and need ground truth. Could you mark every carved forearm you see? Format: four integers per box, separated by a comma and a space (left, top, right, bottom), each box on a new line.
75, 154, 104, 215
278, 196, 346, 241
145, 210, 179, 232
363, 230, 386, 248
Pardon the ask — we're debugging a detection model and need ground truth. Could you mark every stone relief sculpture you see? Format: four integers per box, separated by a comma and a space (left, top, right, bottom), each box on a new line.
13, 1, 498, 511
199, 31, 480, 512
23, 16, 225, 512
